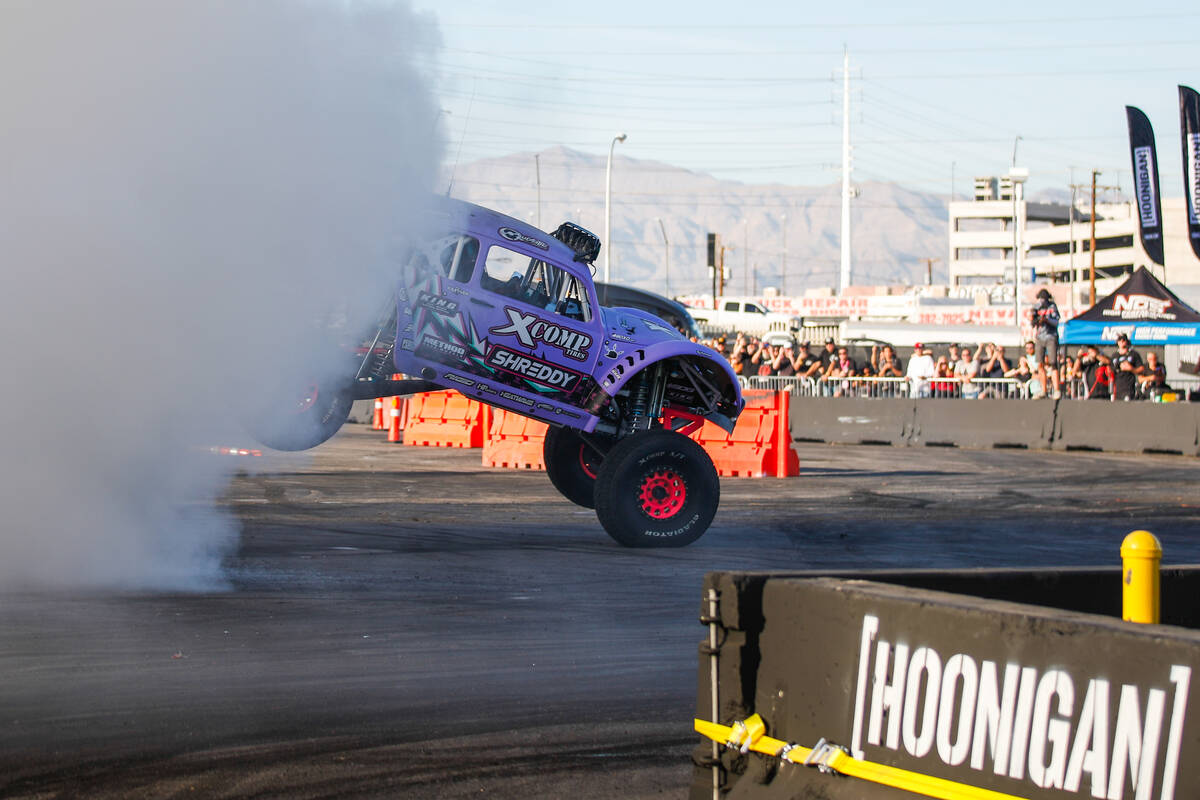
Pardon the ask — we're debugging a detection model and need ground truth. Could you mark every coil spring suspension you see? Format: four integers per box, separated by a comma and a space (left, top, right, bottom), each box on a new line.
620, 371, 652, 437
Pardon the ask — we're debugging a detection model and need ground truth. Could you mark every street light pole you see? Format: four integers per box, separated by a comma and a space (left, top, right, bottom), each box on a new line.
604, 133, 627, 284
534, 153, 541, 230
656, 218, 669, 296
1009, 166, 1029, 327
781, 213, 787, 296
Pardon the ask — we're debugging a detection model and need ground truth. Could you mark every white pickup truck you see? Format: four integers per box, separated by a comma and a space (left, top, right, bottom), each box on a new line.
689, 298, 801, 336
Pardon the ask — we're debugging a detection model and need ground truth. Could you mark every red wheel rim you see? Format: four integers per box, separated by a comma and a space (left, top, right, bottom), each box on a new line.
293, 383, 319, 414
578, 444, 600, 480
638, 469, 686, 519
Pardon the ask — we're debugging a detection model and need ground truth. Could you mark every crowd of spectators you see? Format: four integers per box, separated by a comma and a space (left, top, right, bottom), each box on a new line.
704, 331, 1174, 401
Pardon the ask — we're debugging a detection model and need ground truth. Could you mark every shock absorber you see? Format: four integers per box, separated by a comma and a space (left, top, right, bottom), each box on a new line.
620, 370, 652, 437
620, 363, 667, 438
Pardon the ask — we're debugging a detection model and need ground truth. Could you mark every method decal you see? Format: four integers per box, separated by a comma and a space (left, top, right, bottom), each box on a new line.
489, 307, 592, 361
415, 337, 466, 362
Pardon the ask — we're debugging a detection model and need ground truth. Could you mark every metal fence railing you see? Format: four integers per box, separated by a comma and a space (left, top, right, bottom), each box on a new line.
739, 375, 1028, 400
736, 372, 1200, 402
1063, 375, 1200, 402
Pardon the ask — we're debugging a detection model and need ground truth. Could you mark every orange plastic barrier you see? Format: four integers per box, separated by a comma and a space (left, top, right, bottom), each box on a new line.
478, 390, 798, 479
689, 389, 799, 477
402, 390, 489, 448
481, 409, 548, 469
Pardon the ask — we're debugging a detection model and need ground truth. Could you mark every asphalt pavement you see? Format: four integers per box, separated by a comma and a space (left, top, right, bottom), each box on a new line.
3, 425, 1200, 798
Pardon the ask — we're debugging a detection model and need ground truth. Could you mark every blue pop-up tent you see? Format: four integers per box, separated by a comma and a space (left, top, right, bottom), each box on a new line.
1060, 267, 1200, 345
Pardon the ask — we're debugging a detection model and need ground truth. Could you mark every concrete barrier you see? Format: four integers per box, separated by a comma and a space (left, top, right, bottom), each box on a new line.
911, 398, 1055, 449
790, 398, 914, 446
1053, 400, 1200, 455
692, 567, 1200, 800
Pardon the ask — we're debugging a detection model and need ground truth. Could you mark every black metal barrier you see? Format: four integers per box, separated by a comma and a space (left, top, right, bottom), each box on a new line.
1053, 400, 1200, 455
692, 568, 1200, 800
912, 398, 1054, 449
791, 398, 914, 446
793, 397, 1200, 455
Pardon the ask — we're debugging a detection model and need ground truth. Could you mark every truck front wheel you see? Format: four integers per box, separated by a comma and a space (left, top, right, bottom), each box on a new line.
593, 429, 719, 547
543, 426, 605, 509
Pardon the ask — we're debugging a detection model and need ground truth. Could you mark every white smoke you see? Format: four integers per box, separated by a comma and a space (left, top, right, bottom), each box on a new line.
0, 1, 443, 589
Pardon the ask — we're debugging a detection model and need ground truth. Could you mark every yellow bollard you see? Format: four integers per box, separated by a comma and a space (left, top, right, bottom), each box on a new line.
1121, 530, 1162, 624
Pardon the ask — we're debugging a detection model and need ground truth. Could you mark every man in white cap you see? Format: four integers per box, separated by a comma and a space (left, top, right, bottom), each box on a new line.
905, 341, 936, 398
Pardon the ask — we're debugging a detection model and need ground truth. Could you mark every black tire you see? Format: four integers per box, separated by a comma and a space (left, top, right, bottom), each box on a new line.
593, 429, 719, 548
543, 426, 605, 509
246, 374, 354, 451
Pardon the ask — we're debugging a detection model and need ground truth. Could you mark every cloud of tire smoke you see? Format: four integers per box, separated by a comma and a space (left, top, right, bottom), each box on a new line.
0, 1, 442, 590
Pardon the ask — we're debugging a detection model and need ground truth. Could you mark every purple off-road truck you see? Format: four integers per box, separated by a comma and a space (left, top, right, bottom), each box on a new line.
251, 199, 744, 547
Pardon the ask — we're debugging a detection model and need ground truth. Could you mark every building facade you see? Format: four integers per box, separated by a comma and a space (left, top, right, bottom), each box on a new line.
948, 176, 1200, 292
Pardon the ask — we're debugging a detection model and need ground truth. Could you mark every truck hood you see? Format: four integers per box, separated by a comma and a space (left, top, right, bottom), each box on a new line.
600, 305, 687, 346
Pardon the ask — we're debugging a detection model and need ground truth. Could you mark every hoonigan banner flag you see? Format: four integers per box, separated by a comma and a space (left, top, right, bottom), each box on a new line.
1126, 105, 1165, 266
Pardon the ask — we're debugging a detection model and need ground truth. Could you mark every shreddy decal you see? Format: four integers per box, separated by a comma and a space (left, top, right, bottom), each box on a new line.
486, 345, 580, 390
489, 307, 591, 361
849, 614, 1191, 799
498, 227, 549, 251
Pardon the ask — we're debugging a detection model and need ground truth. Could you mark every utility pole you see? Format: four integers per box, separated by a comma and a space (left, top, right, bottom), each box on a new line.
1068, 183, 1077, 315
839, 46, 853, 293
743, 219, 749, 296
534, 153, 542, 230
656, 218, 669, 296
719, 245, 727, 299
921, 257, 940, 286
1089, 169, 1099, 307
781, 213, 787, 296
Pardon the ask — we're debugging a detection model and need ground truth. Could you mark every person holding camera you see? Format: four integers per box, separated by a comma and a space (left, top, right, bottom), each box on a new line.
1097, 333, 1144, 401
1029, 288, 1062, 398
1074, 344, 1112, 399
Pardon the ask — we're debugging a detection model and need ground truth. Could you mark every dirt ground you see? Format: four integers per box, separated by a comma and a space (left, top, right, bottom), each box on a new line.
3, 425, 1200, 798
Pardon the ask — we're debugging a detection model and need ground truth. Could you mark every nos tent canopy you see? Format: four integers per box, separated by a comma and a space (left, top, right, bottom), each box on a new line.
1060, 267, 1200, 345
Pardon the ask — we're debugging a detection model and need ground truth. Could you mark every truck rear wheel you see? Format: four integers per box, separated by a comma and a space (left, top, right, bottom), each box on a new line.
543, 426, 604, 509
246, 374, 353, 452
593, 429, 719, 547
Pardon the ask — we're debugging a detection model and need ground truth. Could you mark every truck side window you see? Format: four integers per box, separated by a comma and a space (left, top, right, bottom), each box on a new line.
480, 244, 591, 323
438, 235, 478, 283
723, 301, 739, 312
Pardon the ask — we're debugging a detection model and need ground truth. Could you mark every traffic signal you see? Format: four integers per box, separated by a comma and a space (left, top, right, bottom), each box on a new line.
706, 233, 717, 268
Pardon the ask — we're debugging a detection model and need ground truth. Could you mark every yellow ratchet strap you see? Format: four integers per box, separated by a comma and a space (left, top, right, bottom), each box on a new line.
694, 717, 1028, 800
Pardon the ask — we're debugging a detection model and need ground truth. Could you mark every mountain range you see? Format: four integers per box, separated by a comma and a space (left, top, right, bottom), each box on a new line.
443, 145, 956, 297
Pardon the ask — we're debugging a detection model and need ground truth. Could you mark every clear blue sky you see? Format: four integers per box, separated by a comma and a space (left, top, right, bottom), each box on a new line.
414, 0, 1199, 201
